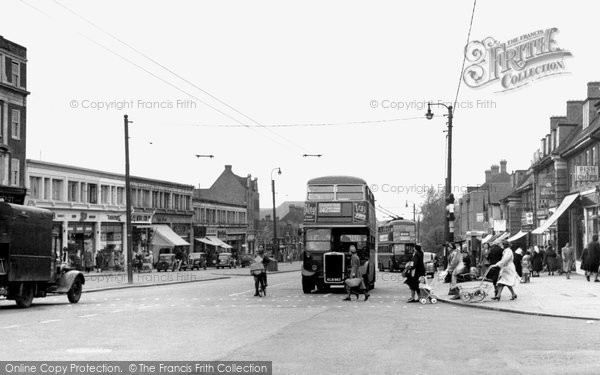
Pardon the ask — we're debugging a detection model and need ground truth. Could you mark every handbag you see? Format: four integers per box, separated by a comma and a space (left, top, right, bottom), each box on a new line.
345, 277, 362, 288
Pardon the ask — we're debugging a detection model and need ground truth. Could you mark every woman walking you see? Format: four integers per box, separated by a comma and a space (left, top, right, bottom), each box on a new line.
491, 241, 519, 301
544, 242, 557, 275
562, 243, 575, 280
581, 244, 591, 281
531, 246, 543, 277
405, 244, 425, 303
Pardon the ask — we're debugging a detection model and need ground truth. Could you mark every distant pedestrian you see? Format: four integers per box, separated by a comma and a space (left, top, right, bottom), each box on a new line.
95, 251, 103, 272
83, 249, 93, 273
544, 242, 557, 275
562, 243, 575, 280
513, 247, 523, 278
491, 241, 519, 301
479, 243, 491, 277
531, 246, 543, 277
581, 244, 592, 281
586, 234, 600, 282
521, 250, 531, 283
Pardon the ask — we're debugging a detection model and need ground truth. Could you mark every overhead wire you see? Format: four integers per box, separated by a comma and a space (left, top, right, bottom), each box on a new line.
51, 0, 310, 153
452, 0, 477, 115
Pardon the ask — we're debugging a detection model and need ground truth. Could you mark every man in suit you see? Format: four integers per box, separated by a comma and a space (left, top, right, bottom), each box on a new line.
587, 234, 600, 282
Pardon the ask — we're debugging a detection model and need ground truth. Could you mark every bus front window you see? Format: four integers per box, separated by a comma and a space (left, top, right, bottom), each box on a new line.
305, 229, 331, 251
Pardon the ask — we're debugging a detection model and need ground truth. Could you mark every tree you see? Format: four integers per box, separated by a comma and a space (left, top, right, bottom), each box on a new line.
418, 188, 445, 255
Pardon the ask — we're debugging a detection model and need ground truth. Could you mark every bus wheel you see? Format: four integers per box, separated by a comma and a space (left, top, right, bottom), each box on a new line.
15, 283, 34, 308
302, 276, 314, 294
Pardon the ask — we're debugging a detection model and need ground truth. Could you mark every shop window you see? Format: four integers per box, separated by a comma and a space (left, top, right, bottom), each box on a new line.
44, 178, 51, 200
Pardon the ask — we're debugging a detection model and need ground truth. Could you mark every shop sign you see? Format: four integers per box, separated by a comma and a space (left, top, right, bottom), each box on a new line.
107, 214, 121, 221
576, 166, 599, 181
521, 212, 533, 226
538, 173, 555, 199
304, 202, 317, 222
493, 220, 506, 232
476, 213, 484, 222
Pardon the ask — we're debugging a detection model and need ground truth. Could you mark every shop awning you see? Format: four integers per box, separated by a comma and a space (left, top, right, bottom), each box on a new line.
491, 232, 509, 245
207, 236, 233, 249
481, 234, 494, 244
507, 230, 528, 242
532, 193, 579, 234
466, 230, 487, 237
151, 225, 190, 247
195, 237, 218, 246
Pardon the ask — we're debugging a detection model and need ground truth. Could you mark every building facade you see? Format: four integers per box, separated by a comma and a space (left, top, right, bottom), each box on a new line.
194, 165, 259, 254
25, 160, 194, 269
0, 36, 28, 203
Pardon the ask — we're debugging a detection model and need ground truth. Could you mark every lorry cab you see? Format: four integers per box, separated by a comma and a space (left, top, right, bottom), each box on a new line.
0, 203, 85, 308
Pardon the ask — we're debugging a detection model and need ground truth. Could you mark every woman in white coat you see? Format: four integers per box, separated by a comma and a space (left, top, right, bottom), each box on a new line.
490, 241, 519, 301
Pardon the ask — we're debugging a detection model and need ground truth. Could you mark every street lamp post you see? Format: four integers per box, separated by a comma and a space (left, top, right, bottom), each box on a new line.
405, 201, 421, 244
124, 115, 133, 284
271, 167, 282, 260
425, 102, 454, 247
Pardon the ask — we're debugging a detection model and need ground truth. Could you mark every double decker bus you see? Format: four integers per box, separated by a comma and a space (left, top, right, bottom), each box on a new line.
301, 176, 377, 293
377, 218, 417, 272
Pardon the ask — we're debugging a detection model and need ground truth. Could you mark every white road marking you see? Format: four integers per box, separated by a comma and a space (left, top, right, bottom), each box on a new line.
228, 281, 294, 296
78, 314, 98, 318
110, 310, 123, 313
40, 319, 61, 324
1, 325, 20, 329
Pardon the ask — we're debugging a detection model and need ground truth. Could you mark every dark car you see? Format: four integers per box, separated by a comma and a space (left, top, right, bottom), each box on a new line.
156, 254, 176, 272
188, 252, 207, 270
240, 254, 254, 268
216, 253, 236, 269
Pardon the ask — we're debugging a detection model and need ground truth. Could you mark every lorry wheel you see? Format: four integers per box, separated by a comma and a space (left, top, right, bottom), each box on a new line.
15, 283, 34, 308
68, 280, 83, 303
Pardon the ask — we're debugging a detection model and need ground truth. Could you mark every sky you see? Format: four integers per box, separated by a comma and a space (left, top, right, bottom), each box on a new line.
3, 0, 598, 220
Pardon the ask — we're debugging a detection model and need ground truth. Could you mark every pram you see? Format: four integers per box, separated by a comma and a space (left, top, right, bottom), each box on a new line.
417, 276, 438, 304
456, 267, 495, 303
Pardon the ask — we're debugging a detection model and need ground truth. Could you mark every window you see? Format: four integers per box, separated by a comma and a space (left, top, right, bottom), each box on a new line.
44, 178, 51, 200
29, 176, 42, 199
10, 158, 19, 186
11, 109, 20, 140
307, 185, 334, 200
51, 179, 64, 201
88, 183, 98, 204
305, 228, 331, 251
594, 147, 598, 166
336, 185, 364, 201
117, 187, 124, 205
11, 61, 19, 86
101, 185, 110, 204
68, 181, 79, 202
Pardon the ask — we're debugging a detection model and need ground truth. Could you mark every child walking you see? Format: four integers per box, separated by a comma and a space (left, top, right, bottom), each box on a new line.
521, 250, 532, 283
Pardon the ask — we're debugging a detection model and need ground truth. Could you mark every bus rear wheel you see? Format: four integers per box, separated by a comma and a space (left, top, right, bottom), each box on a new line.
15, 283, 34, 308
302, 276, 314, 294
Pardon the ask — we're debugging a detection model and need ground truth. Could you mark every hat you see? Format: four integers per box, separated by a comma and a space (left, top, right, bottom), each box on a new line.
349, 246, 357, 253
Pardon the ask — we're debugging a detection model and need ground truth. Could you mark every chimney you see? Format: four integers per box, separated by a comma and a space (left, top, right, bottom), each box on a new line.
546, 134, 551, 154
583, 82, 600, 129
566, 101, 583, 125
485, 170, 492, 182
491, 164, 499, 176
224, 165, 232, 172
500, 160, 507, 174
541, 138, 546, 156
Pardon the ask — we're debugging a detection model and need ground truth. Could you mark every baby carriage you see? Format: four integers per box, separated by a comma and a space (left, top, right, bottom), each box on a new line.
417, 276, 438, 304
456, 267, 495, 303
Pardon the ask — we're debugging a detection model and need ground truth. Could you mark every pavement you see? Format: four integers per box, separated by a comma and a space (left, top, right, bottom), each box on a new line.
430, 261, 600, 320
81, 261, 301, 292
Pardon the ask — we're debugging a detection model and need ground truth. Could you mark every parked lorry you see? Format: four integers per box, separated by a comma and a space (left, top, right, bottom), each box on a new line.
0, 203, 85, 308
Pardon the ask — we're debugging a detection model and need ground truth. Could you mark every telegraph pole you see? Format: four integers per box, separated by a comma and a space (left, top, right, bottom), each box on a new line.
124, 115, 133, 284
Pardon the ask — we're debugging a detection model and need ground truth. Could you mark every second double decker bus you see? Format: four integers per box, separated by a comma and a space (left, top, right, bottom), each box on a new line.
301, 176, 377, 293
377, 218, 417, 272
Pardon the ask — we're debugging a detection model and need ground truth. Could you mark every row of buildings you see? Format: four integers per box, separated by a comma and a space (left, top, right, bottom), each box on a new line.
455, 81, 600, 261
0, 35, 270, 270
